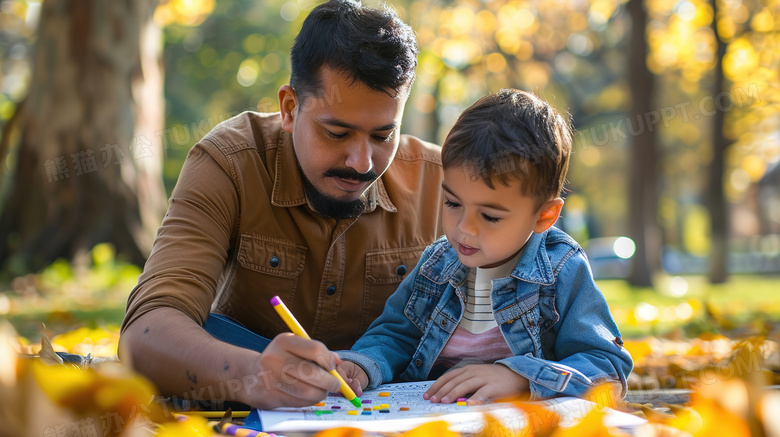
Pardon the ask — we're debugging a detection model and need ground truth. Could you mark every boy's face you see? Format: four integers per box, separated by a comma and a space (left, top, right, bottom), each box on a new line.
442, 167, 549, 269
280, 67, 406, 218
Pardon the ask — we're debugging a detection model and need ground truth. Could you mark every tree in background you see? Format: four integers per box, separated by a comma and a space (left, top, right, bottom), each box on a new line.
0, 0, 167, 276
626, 0, 661, 287
707, 0, 729, 283
1, 0, 776, 280
645, 0, 778, 281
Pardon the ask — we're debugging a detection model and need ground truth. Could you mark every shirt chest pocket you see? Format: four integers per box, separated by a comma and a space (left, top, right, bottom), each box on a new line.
362, 246, 426, 332
237, 234, 306, 297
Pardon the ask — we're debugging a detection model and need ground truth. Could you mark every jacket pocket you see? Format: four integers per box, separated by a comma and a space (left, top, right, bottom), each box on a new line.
237, 233, 306, 284
517, 293, 542, 340
496, 292, 543, 358
362, 246, 426, 332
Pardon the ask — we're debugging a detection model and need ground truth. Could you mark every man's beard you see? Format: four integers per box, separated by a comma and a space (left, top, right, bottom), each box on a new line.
299, 166, 378, 220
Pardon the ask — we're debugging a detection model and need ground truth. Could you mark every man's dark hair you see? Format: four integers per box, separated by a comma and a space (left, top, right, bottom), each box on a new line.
441, 89, 573, 210
290, 0, 418, 101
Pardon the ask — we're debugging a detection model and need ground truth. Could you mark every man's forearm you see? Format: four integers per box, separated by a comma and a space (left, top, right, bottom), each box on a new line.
118, 307, 263, 405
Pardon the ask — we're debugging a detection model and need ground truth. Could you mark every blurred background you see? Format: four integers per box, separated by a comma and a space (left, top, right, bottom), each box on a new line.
0, 0, 778, 347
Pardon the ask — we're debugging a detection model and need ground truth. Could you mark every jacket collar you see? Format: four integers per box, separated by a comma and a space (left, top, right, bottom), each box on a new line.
422, 231, 556, 286
270, 129, 397, 213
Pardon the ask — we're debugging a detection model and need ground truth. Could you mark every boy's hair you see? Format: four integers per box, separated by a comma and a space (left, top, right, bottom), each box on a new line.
290, 0, 418, 102
441, 89, 572, 210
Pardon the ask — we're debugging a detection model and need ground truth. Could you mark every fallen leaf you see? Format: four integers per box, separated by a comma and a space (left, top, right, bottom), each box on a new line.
401, 420, 459, 437
314, 427, 367, 437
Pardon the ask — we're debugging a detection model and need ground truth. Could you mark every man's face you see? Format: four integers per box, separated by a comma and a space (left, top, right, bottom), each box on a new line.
280, 68, 407, 219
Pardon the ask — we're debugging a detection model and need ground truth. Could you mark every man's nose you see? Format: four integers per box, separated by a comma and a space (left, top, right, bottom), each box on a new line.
344, 138, 373, 175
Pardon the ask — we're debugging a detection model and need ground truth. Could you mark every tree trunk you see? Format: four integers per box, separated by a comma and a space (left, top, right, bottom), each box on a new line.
707, 0, 729, 283
0, 0, 166, 276
626, 0, 662, 287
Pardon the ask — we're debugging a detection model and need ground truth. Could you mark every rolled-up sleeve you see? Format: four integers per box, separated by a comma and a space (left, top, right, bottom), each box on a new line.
121, 141, 239, 333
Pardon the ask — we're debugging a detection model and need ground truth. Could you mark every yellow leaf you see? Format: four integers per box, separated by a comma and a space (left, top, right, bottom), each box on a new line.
549, 409, 627, 437
476, 412, 518, 437
314, 427, 366, 437
51, 326, 120, 356
509, 401, 561, 435
31, 359, 94, 403
584, 383, 620, 412
401, 420, 459, 437
686, 394, 751, 437
31, 359, 167, 429
665, 406, 703, 433
623, 338, 655, 363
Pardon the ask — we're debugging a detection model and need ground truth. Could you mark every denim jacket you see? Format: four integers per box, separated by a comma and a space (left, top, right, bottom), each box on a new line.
340, 227, 633, 400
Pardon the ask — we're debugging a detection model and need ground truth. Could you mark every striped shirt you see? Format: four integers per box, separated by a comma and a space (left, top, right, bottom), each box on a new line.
460, 252, 521, 334
431, 252, 521, 372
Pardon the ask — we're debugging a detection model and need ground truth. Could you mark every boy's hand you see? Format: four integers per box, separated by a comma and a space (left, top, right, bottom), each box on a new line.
423, 364, 529, 404
336, 360, 368, 397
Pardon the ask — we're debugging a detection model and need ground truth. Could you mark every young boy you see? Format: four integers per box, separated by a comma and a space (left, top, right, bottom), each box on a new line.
337, 89, 633, 404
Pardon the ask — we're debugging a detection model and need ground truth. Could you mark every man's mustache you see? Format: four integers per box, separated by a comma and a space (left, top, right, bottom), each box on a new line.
323, 168, 378, 182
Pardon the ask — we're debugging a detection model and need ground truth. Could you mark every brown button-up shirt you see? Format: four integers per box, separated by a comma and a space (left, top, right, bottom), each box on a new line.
122, 112, 444, 350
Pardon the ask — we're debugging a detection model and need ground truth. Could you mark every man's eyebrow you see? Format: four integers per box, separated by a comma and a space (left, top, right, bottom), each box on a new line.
319, 117, 397, 132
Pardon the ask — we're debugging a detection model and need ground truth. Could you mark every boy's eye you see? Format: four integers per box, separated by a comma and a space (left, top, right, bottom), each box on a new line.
444, 200, 460, 208
372, 134, 391, 142
482, 213, 500, 223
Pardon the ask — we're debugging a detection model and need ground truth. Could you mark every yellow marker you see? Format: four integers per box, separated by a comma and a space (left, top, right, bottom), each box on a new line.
457, 401, 467, 406
379, 403, 390, 409
347, 410, 359, 415
270, 295, 362, 408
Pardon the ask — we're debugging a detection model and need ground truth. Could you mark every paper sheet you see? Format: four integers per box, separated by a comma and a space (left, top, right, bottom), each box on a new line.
249, 381, 647, 433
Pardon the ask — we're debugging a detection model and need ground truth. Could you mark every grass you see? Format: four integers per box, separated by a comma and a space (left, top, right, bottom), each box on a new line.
6, 305, 126, 342
599, 273, 780, 338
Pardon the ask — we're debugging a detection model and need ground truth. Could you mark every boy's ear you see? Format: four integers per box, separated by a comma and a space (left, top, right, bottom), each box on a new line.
278, 85, 298, 133
534, 198, 564, 233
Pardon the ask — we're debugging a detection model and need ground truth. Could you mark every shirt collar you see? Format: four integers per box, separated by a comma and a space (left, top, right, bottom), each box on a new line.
270, 129, 397, 213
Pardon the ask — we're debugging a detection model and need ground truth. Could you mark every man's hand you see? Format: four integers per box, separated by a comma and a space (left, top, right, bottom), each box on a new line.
242, 333, 343, 409
336, 360, 368, 397
120, 309, 344, 410
423, 364, 529, 405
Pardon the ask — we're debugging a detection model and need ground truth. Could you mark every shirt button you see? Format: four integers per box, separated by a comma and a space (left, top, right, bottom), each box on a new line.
326, 285, 337, 295
269, 256, 279, 268
440, 319, 446, 328
415, 359, 422, 367
396, 264, 407, 276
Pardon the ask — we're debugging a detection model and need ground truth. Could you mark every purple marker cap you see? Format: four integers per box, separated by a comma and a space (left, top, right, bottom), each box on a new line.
270, 296, 282, 306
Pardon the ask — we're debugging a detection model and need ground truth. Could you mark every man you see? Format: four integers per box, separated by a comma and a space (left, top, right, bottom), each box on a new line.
119, 0, 443, 409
